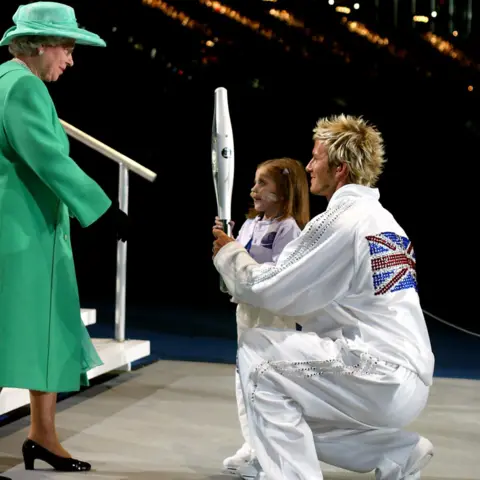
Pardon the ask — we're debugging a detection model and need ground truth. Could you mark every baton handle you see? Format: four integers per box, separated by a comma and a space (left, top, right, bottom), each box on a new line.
219, 219, 232, 293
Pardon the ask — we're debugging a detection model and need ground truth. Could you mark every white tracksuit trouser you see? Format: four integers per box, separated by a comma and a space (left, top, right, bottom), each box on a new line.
237, 327, 430, 480
234, 303, 297, 451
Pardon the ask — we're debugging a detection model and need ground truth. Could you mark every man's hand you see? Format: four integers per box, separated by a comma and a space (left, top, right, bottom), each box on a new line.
212, 228, 235, 258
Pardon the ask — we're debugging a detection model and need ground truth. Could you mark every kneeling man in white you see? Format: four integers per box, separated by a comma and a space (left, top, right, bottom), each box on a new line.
212, 115, 434, 480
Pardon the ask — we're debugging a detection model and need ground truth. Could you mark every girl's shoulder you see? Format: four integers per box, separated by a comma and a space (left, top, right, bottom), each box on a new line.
240, 216, 259, 229
277, 216, 301, 231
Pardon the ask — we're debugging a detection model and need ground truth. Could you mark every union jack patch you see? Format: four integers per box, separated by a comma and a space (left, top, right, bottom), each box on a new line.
365, 232, 417, 296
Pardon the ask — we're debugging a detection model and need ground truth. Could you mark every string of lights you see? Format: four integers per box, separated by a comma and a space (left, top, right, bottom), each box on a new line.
262, 4, 476, 93
198, 0, 352, 61
199, 0, 280, 42
137, 0, 229, 79
423, 32, 479, 73
139, 0, 476, 93
142, 0, 214, 38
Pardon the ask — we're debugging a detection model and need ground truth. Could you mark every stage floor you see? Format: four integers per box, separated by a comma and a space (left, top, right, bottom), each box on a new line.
0, 360, 478, 479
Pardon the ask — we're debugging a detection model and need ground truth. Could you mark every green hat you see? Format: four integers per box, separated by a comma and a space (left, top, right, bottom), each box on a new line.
0, 2, 106, 47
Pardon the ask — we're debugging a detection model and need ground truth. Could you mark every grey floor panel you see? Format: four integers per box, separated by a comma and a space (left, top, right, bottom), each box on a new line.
0, 360, 478, 479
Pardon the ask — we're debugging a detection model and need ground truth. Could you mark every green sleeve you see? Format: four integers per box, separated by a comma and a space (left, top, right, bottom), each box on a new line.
3, 75, 112, 227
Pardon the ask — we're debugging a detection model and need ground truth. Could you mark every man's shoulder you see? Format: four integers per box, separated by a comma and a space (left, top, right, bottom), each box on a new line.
307, 194, 400, 238
308, 195, 360, 232
348, 198, 407, 241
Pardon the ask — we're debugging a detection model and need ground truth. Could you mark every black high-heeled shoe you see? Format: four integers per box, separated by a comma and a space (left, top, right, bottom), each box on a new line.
22, 439, 91, 472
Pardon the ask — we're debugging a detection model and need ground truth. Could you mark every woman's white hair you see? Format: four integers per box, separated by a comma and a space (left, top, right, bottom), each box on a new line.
313, 114, 386, 187
8, 35, 72, 57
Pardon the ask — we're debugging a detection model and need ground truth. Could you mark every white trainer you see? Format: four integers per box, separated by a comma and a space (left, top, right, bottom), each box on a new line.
401, 437, 434, 479
376, 436, 434, 480
222, 442, 255, 476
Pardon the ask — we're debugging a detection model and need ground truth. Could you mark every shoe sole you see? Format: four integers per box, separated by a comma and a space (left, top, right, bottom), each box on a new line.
236, 468, 258, 480
221, 466, 241, 477
235, 465, 260, 479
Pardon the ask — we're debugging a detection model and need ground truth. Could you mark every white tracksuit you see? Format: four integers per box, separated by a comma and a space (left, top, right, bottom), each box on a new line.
215, 184, 434, 479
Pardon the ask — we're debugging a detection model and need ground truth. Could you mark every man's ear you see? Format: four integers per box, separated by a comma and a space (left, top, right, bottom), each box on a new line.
335, 162, 349, 181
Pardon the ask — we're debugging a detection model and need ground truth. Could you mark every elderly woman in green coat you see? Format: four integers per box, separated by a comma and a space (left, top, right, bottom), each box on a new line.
0, 1, 128, 473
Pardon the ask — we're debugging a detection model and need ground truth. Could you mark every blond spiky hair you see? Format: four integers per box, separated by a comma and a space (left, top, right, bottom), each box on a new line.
313, 114, 386, 187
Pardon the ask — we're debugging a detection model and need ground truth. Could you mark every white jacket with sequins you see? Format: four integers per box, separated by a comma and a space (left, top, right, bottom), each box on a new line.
214, 184, 435, 386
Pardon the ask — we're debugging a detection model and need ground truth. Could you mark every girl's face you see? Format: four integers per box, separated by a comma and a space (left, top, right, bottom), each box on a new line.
250, 166, 279, 216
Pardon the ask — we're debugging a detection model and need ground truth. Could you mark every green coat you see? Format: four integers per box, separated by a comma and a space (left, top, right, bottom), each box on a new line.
0, 61, 112, 392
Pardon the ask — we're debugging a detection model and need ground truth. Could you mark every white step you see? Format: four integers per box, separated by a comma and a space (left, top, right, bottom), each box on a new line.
0, 310, 151, 416
81, 308, 96, 326
86, 338, 151, 379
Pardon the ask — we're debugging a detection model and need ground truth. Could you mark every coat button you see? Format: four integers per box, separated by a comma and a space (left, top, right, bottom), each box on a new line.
64, 234, 68, 240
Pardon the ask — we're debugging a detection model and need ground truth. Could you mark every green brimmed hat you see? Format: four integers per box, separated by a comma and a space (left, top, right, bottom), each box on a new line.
0, 2, 106, 47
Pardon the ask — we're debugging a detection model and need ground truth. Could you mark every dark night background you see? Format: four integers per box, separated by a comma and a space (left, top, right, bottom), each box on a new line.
0, 0, 478, 376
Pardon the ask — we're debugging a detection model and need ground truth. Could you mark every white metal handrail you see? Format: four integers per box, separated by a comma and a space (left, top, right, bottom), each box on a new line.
60, 120, 157, 182
61, 119, 157, 342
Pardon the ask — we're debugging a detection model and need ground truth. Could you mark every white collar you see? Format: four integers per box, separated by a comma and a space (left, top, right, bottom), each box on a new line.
328, 184, 380, 206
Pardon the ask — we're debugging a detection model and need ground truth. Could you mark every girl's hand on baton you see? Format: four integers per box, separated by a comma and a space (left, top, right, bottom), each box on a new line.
213, 216, 235, 234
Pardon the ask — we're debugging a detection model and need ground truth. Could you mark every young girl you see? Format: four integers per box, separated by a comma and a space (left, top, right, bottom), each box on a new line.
214, 157, 310, 475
